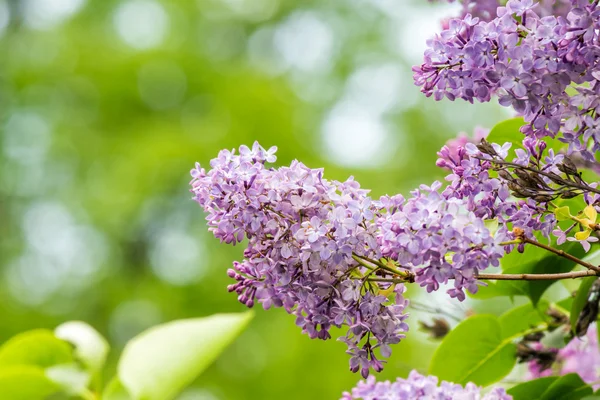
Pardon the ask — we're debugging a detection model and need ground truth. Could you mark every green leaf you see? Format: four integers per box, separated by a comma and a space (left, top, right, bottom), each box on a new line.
487, 117, 525, 160
540, 373, 593, 400
55, 320, 110, 373
508, 377, 559, 400
555, 206, 572, 221
570, 277, 598, 334
0, 365, 60, 400
103, 378, 133, 400
429, 315, 516, 386
46, 364, 90, 396
484, 218, 499, 236
499, 300, 549, 339
509, 374, 593, 400
118, 312, 254, 400
0, 329, 73, 368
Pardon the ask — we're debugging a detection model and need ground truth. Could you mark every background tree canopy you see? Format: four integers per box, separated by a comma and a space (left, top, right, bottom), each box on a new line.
0, 0, 508, 398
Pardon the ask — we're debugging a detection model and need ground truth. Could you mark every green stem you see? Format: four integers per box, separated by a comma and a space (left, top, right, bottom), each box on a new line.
80, 389, 97, 400
351, 254, 377, 271
352, 253, 403, 276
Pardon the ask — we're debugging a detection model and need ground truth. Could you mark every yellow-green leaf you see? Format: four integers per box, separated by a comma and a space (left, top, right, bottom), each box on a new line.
0, 330, 72, 368
0, 365, 60, 400
118, 312, 253, 400
555, 206, 572, 221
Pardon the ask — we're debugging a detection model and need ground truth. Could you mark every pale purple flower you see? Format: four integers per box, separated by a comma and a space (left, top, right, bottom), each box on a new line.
341, 370, 512, 400
528, 324, 600, 387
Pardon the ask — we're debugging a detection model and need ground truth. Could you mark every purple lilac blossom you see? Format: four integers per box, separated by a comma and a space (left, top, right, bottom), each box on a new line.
376, 181, 508, 301
190, 142, 520, 374
341, 370, 512, 400
415, 0, 600, 160
429, 0, 570, 21
190, 142, 409, 376
528, 324, 600, 387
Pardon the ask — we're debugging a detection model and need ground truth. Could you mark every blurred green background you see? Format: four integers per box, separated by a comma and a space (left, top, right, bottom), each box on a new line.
0, 0, 510, 398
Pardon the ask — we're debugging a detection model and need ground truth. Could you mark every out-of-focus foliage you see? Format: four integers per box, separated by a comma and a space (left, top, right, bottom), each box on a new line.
0, 0, 506, 398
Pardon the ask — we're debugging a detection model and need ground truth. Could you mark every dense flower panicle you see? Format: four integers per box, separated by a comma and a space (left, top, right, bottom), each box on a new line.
341, 370, 513, 400
376, 181, 508, 301
416, 0, 600, 160
429, 0, 571, 21
190, 142, 409, 376
190, 142, 525, 375
528, 324, 600, 386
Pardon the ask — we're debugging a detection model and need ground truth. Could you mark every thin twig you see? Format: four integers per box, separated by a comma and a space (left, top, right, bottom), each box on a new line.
366, 269, 598, 283
522, 236, 600, 273
476, 156, 600, 196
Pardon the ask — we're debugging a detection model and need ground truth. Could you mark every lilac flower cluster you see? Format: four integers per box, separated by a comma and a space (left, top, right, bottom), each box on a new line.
430, 0, 570, 21
528, 324, 600, 387
341, 370, 512, 400
376, 181, 508, 301
190, 142, 529, 374
430, 0, 501, 22
190, 142, 409, 376
415, 0, 600, 160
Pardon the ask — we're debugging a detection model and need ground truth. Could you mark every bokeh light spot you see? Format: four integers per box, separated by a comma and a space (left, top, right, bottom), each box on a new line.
3, 111, 51, 165
114, 0, 169, 50
322, 101, 396, 168
22, 0, 86, 30
150, 229, 207, 286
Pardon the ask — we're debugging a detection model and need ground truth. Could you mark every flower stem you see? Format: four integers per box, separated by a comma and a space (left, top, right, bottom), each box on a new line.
521, 236, 600, 273
352, 253, 404, 276
366, 269, 598, 283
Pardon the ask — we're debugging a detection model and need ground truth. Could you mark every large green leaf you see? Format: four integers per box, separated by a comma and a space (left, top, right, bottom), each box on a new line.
486, 118, 525, 160
0, 365, 60, 400
46, 364, 90, 396
103, 378, 133, 400
487, 117, 565, 155
498, 300, 549, 339
509, 374, 593, 400
540, 373, 593, 400
508, 377, 559, 400
55, 320, 110, 373
570, 277, 598, 335
117, 312, 253, 400
429, 315, 516, 386
0, 329, 73, 368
